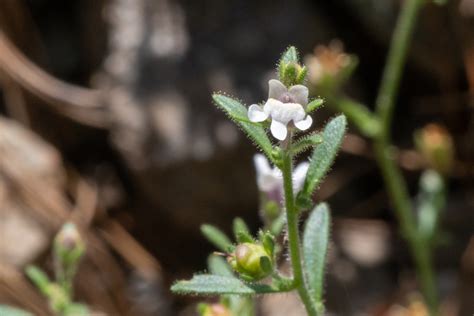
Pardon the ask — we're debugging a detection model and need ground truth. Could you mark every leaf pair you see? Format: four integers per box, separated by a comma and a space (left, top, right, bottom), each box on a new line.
200, 217, 253, 253
173, 204, 331, 299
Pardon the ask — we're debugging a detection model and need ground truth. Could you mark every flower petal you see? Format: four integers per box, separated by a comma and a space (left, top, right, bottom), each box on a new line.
253, 154, 271, 177
289, 85, 309, 106
270, 120, 288, 140
294, 115, 312, 131
268, 79, 287, 100
292, 162, 309, 193
248, 104, 268, 122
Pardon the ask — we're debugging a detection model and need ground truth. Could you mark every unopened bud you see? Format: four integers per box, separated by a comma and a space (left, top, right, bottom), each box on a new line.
228, 242, 273, 281
304, 40, 356, 92
279, 61, 307, 87
198, 303, 232, 316
415, 124, 454, 175
54, 223, 85, 267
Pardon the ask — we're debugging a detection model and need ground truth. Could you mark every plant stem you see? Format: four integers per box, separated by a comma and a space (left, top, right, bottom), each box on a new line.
373, 0, 438, 314
281, 146, 319, 316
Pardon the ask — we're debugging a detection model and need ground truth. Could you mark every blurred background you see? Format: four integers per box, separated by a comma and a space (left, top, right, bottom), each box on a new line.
0, 0, 473, 315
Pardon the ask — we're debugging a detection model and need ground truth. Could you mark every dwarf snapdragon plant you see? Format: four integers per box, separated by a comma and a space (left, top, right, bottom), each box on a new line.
171, 47, 347, 316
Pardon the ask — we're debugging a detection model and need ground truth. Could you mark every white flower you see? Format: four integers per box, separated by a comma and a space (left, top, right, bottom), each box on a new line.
248, 79, 313, 141
253, 154, 309, 201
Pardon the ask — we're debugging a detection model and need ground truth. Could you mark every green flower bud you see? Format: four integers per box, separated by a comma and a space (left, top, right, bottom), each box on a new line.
279, 61, 307, 87
54, 223, 85, 268
415, 124, 454, 175
197, 303, 232, 316
228, 242, 274, 281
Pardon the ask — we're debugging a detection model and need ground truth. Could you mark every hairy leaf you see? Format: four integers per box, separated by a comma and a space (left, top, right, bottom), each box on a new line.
303, 203, 331, 303
306, 98, 324, 114
171, 274, 282, 295
292, 132, 323, 156
213, 94, 274, 162
299, 115, 346, 202
208, 255, 233, 277
233, 217, 253, 243
201, 224, 232, 252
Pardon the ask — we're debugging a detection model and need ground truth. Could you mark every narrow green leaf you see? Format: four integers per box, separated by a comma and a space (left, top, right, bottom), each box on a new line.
330, 96, 380, 137
303, 203, 331, 303
299, 115, 346, 202
270, 215, 286, 237
233, 218, 252, 243
201, 224, 232, 252
212, 94, 274, 162
306, 98, 324, 114
260, 231, 275, 256
292, 132, 323, 156
25, 265, 51, 296
171, 274, 281, 295
0, 305, 33, 316
207, 255, 233, 277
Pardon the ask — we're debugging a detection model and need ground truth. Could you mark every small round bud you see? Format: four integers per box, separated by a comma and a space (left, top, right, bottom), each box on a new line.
279, 61, 307, 87
304, 40, 356, 93
415, 124, 454, 175
54, 223, 85, 267
198, 303, 232, 316
228, 242, 273, 281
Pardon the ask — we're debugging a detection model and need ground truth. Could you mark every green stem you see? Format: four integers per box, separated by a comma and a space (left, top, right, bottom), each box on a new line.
375, 0, 424, 138
373, 0, 438, 314
281, 146, 319, 316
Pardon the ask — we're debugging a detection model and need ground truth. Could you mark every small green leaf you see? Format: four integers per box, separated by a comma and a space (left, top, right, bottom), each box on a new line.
292, 132, 323, 156
298, 115, 346, 203
306, 98, 324, 114
201, 224, 233, 252
233, 218, 253, 243
0, 305, 33, 316
260, 231, 275, 256
303, 203, 331, 303
269, 212, 286, 236
171, 274, 282, 295
330, 96, 379, 137
208, 255, 233, 277
25, 265, 51, 296
213, 94, 274, 162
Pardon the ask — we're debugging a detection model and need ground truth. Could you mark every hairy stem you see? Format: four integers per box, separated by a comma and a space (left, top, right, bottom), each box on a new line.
374, 0, 438, 313
281, 144, 319, 316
